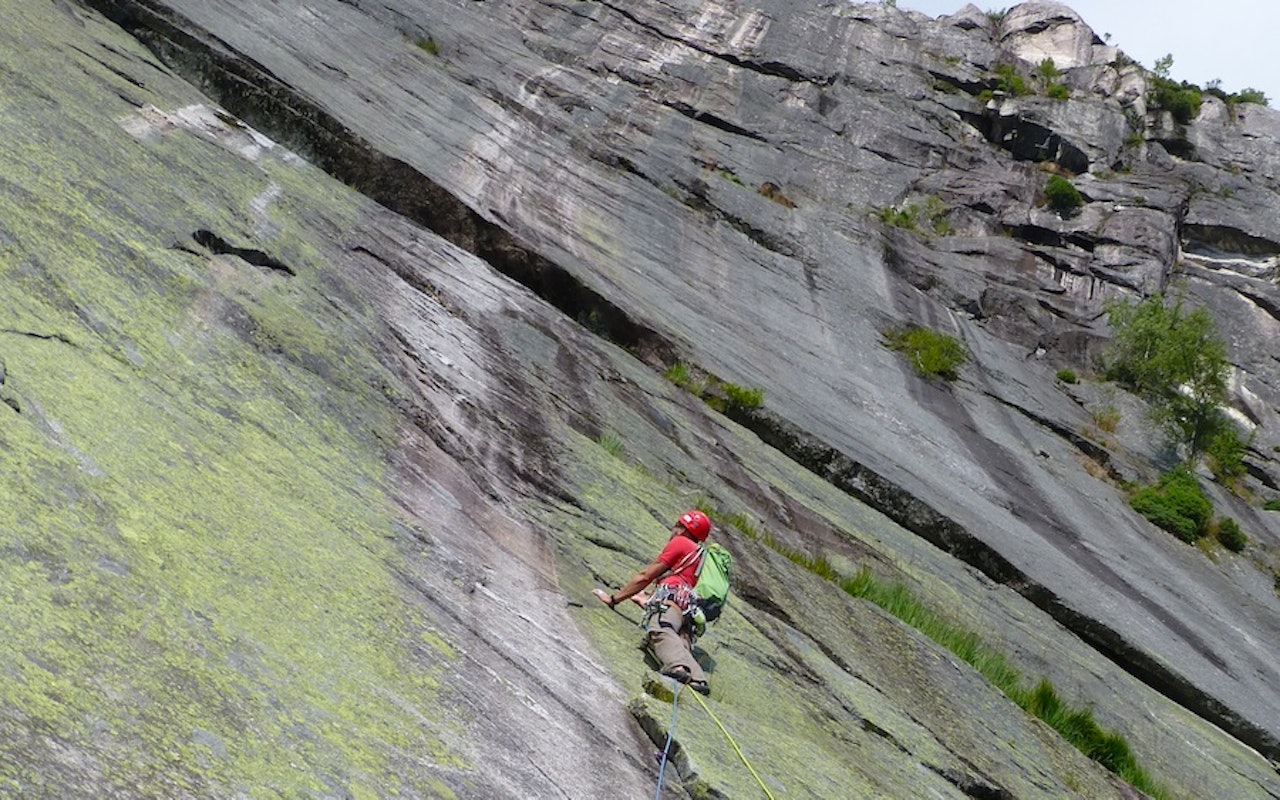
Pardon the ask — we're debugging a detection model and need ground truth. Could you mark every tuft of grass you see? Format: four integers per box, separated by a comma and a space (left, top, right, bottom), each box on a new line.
664, 361, 694, 388
1055, 368, 1078, 384
414, 36, 439, 56
717, 168, 745, 186
664, 361, 763, 414
722, 382, 764, 410
883, 325, 967, 381
1091, 405, 1120, 433
598, 432, 624, 458
1263, 498, 1280, 511
878, 204, 919, 229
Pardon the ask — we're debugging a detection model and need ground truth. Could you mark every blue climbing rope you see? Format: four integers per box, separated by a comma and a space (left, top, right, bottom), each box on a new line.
650, 680, 777, 799
654, 681, 683, 800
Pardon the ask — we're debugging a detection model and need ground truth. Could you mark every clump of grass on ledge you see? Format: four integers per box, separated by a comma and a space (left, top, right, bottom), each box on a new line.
414, 36, 439, 56
703, 506, 1168, 799
883, 325, 967, 381
663, 360, 697, 389
718, 382, 764, 411
598, 432, 623, 458
877, 195, 952, 235
663, 361, 764, 413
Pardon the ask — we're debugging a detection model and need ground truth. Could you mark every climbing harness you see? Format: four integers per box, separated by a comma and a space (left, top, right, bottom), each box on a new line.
641, 583, 701, 644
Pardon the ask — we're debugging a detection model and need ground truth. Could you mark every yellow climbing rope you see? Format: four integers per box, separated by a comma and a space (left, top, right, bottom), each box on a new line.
686, 690, 778, 800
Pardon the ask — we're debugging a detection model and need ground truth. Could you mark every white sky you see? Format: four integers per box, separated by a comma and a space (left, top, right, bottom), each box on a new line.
897, 1, 1280, 106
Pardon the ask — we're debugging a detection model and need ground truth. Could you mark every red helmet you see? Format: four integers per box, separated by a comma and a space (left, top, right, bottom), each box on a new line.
677, 509, 712, 541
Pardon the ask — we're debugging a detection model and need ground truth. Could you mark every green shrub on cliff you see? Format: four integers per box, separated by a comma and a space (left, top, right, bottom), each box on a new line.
883, 325, 967, 381
1104, 293, 1231, 463
1149, 55, 1203, 123
1044, 174, 1083, 213
1216, 517, 1247, 552
1129, 468, 1213, 542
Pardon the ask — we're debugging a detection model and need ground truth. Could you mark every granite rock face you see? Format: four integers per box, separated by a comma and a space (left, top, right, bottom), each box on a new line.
4, 0, 1280, 797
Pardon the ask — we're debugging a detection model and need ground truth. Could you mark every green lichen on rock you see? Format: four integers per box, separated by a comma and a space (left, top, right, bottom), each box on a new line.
0, 2, 462, 794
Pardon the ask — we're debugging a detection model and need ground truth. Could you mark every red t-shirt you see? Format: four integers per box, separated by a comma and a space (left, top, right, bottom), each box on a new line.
657, 534, 701, 589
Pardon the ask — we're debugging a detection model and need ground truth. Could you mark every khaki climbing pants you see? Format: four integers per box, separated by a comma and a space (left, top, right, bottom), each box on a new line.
645, 601, 706, 684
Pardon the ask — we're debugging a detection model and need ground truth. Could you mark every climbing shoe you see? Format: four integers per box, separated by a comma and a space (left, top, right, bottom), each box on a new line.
660, 666, 693, 684
689, 680, 710, 696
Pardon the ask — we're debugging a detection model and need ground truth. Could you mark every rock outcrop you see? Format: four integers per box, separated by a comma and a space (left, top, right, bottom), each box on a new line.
3, 0, 1279, 797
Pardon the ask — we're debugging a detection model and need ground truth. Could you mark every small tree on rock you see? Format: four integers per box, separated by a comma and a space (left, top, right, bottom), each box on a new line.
1103, 293, 1232, 461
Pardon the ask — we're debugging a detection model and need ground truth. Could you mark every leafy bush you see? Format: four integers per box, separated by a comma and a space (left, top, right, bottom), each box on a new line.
884, 326, 968, 381
1154, 80, 1203, 124
1233, 88, 1268, 106
878, 204, 918, 228
1046, 83, 1070, 100
1149, 67, 1202, 124
1129, 469, 1213, 542
1044, 175, 1083, 213
1205, 422, 1249, 485
877, 195, 951, 235
1147, 54, 1202, 123
1056, 368, 1078, 384
1104, 294, 1229, 461
1034, 58, 1061, 81
993, 63, 1031, 96
1217, 517, 1247, 552
1205, 82, 1270, 108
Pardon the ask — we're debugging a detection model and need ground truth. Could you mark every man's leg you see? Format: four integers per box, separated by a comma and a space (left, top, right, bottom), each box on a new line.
646, 604, 706, 684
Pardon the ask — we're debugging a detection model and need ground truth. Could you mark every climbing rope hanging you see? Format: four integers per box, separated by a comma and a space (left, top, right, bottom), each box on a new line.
654, 682, 683, 800
651, 679, 777, 800
688, 690, 777, 800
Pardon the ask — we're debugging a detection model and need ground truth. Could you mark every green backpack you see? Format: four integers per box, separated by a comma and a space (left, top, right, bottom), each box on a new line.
694, 543, 733, 622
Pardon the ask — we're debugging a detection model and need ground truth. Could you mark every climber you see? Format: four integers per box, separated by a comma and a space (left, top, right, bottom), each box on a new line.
593, 509, 712, 695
